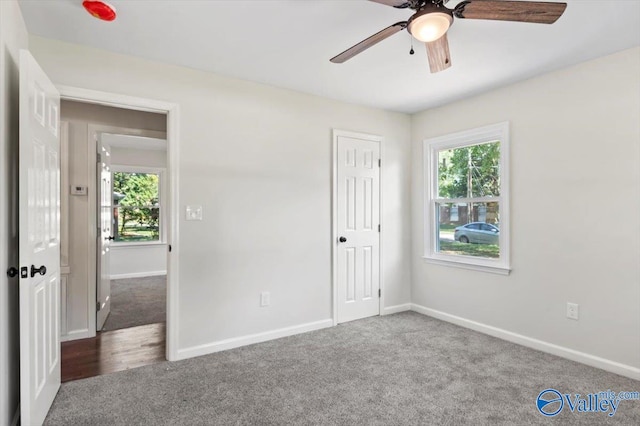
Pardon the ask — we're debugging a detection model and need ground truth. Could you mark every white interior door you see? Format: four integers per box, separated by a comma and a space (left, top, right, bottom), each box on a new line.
96, 136, 112, 330
19, 49, 61, 426
335, 133, 381, 323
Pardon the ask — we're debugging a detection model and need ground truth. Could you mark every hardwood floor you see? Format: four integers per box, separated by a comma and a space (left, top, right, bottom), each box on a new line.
61, 322, 166, 382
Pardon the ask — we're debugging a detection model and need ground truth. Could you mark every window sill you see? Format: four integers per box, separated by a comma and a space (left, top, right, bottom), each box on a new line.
110, 241, 166, 249
422, 255, 511, 275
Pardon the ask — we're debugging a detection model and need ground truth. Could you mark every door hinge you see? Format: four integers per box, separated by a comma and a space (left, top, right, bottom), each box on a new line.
378, 224, 380, 232
378, 289, 381, 298
168, 244, 172, 253
378, 158, 381, 167
97, 153, 101, 163
96, 301, 101, 312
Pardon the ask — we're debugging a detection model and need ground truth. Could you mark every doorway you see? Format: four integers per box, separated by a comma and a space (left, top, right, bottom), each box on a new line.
332, 130, 382, 324
95, 129, 168, 334
56, 91, 179, 381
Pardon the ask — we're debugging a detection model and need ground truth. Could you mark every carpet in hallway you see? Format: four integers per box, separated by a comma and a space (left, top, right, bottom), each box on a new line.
102, 275, 166, 331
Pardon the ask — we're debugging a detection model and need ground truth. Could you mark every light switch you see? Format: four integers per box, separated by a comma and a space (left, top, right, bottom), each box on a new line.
185, 205, 203, 221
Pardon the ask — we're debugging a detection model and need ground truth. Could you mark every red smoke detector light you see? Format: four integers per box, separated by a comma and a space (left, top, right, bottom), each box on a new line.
82, 1, 117, 22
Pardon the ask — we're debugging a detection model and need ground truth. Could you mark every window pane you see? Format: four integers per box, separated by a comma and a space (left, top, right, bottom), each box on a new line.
114, 207, 160, 242
113, 172, 159, 207
112, 171, 160, 243
437, 202, 500, 259
438, 142, 500, 199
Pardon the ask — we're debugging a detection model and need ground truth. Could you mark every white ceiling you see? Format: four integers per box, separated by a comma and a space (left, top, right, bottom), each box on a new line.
19, 0, 640, 113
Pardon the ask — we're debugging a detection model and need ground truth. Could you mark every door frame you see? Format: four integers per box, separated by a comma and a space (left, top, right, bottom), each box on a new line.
58, 85, 180, 361
331, 129, 384, 326
90, 125, 167, 333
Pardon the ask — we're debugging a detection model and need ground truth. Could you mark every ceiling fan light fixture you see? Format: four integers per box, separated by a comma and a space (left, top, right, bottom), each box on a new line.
408, 11, 453, 42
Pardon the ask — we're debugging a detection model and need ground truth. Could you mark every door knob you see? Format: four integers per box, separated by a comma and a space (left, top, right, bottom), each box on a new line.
6, 267, 18, 278
106, 236, 115, 241
30, 265, 47, 278
338, 236, 347, 243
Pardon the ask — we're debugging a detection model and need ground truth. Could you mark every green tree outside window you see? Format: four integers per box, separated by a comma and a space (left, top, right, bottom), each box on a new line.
112, 172, 160, 242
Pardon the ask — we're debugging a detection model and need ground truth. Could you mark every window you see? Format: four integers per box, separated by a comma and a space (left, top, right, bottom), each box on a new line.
424, 122, 510, 274
112, 168, 163, 243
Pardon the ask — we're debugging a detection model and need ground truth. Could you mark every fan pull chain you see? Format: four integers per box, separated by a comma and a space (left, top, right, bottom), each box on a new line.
409, 34, 415, 55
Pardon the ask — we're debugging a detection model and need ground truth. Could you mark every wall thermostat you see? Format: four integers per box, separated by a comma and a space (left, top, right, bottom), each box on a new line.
71, 185, 87, 196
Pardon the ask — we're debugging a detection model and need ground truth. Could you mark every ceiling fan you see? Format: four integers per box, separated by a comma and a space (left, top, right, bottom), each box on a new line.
330, 0, 567, 73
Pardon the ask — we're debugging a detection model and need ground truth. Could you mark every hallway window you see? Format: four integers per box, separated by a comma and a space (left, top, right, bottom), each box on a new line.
112, 169, 162, 242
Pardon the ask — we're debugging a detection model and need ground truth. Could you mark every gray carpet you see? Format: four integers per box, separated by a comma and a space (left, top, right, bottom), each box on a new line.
102, 275, 166, 331
47, 312, 639, 425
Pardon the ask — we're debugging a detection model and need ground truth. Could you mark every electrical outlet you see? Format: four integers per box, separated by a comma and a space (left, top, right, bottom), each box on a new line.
566, 302, 579, 320
260, 292, 270, 307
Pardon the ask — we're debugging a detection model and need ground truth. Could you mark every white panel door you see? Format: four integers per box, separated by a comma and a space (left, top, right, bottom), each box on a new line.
336, 134, 380, 323
19, 49, 61, 426
96, 136, 112, 330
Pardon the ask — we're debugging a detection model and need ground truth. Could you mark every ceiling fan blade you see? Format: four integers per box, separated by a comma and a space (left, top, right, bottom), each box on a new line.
369, 0, 411, 8
454, 1, 567, 24
330, 22, 407, 64
425, 33, 452, 73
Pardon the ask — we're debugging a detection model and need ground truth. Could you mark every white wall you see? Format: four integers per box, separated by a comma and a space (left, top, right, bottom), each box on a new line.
110, 245, 167, 279
110, 244, 167, 279
110, 146, 166, 168
61, 100, 166, 339
31, 36, 413, 355
411, 48, 640, 374
0, 1, 27, 423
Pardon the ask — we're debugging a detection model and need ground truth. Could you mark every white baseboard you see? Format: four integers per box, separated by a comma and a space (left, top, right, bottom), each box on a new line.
11, 404, 19, 426
411, 304, 640, 381
110, 271, 166, 280
176, 319, 334, 361
60, 328, 93, 342
382, 303, 412, 315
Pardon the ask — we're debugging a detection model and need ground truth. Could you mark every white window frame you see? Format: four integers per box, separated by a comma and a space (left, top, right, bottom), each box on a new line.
423, 122, 510, 275
111, 165, 166, 246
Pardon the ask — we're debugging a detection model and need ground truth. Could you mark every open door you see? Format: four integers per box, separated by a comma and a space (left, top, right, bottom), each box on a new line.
96, 136, 112, 330
19, 50, 61, 426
